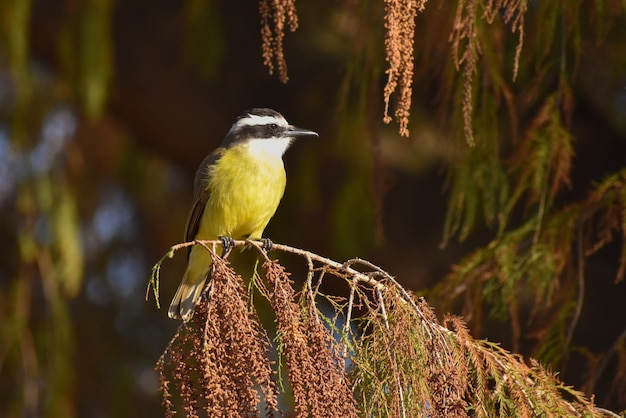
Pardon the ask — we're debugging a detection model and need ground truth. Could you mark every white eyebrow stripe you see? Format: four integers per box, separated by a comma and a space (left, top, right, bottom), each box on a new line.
235, 114, 288, 128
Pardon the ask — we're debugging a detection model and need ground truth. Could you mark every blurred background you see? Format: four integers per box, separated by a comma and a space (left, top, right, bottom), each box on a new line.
1, 0, 626, 416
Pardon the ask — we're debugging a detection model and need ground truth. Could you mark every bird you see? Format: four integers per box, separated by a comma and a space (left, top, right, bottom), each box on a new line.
168, 108, 318, 321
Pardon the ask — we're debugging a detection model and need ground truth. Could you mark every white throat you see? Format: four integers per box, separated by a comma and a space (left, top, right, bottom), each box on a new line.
245, 138, 292, 158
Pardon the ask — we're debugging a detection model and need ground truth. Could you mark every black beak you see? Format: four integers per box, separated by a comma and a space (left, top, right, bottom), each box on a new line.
284, 126, 319, 139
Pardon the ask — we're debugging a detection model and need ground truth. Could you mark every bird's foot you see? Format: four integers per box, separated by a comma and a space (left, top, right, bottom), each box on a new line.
219, 236, 235, 257
260, 238, 273, 253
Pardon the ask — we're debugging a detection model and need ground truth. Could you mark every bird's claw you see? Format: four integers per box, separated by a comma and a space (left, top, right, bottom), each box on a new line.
219, 236, 235, 257
260, 238, 273, 253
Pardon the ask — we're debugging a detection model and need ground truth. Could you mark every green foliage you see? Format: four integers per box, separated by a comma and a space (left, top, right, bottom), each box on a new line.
331, 172, 377, 257
1, 168, 80, 417
183, 0, 225, 79
435, 3, 626, 387
79, 0, 113, 119
351, 297, 434, 416
1, 0, 33, 144
443, 136, 509, 244
437, 168, 626, 370
1, 0, 31, 76
332, 69, 382, 257
57, 0, 113, 119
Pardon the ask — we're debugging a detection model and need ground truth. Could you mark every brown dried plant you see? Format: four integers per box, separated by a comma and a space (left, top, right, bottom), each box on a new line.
155, 246, 279, 417
382, 0, 428, 137
148, 240, 617, 417
259, 0, 299, 83
255, 0, 528, 141
449, 0, 527, 146
256, 259, 359, 417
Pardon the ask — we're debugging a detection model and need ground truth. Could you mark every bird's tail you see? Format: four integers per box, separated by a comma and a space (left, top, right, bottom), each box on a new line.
168, 269, 210, 322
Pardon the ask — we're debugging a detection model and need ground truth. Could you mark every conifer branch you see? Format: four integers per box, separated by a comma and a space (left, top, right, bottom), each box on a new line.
148, 240, 614, 417
437, 168, 626, 405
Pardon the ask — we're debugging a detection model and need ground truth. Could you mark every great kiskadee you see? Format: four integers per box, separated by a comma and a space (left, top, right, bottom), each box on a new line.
168, 108, 318, 321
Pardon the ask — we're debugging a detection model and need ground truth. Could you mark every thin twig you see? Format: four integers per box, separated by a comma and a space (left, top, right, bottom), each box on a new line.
590, 326, 626, 393
562, 222, 586, 370
376, 287, 390, 331
303, 253, 321, 322
342, 277, 358, 359
305, 253, 315, 289
312, 268, 326, 300
376, 286, 406, 418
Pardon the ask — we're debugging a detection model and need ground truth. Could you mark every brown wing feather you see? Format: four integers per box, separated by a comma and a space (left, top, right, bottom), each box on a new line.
184, 148, 224, 252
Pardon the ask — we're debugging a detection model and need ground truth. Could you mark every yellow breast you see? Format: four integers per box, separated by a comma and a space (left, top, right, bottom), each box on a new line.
198, 143, 287, 240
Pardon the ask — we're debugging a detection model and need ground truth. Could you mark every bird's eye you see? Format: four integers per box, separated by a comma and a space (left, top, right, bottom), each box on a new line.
269, 123, 279, 130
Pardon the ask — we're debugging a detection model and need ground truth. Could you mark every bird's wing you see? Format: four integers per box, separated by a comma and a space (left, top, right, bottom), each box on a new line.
184, 148, 224, 246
